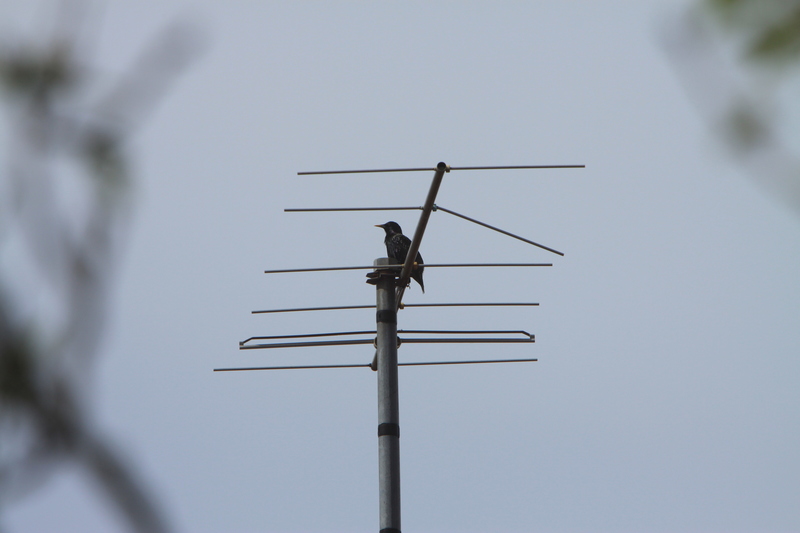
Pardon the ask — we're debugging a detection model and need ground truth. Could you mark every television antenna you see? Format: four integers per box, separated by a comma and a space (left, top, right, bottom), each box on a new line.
216, 161, 583, 533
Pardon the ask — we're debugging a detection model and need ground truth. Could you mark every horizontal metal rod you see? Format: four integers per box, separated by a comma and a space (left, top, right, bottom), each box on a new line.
264, 263, 551, 274
251, 302, 539, 314
400, 358, 538, 366
416, 263, 551, 268
253, 304, 376, 314
298, 167, 436, 175
449, 165, 584, 171
265, 264, 388, 274
435, 205, 564, 257
297, 164, 585, 175
403, 302, 539, 308
285, 206, 421, 212
214, 358, 538, 372
215, 363, 372, 371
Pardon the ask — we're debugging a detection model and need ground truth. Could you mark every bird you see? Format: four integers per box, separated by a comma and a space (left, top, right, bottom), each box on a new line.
375, 221, 424, 293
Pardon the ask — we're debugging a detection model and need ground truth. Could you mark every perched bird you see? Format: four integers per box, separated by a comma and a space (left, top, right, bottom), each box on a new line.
375, 221, 425, 293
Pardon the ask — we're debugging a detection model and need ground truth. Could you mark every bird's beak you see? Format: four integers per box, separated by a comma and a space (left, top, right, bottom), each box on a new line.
374, 224, 384, 228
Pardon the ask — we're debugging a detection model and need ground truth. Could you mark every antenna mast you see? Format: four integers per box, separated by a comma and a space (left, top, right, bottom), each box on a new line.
374, 257, 402, 533
219, 159, 584, 532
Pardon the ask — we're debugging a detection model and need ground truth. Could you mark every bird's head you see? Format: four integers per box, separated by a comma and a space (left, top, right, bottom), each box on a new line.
375, 221, 402, 235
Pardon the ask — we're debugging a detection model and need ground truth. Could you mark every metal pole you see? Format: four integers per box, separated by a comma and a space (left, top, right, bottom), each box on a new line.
374, 257, 401, 533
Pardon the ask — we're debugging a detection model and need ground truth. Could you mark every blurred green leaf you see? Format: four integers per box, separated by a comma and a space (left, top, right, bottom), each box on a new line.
748, 8, 800, 62
0, 335, 37, 406
0, 49, 74, 99
83, 130, 128, 189
724, 103, 767, 149
708, 0, 745, 14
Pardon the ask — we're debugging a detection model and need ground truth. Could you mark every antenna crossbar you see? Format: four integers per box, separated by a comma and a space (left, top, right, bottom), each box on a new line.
214, 358, 538, 372
285, 207, 421, 212
265, 265, 390, 274
449, 165, 584, 171
297, 164, 584, 175
298, 167, 437, 175
253, 304, 376, 314
400, 357, 538, 366
251, 302, 540, 314
265, 263, 551, 274
403, 302, 540, 308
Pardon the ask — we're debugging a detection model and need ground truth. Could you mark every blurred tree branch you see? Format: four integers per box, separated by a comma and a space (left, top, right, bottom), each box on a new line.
663, 0, 800, 215
0, 4, 202, 531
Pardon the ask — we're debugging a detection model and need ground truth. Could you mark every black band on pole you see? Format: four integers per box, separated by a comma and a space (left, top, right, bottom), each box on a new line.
378, 423, 400, 438
380, 529, 401, 533
376, 310, 397, 324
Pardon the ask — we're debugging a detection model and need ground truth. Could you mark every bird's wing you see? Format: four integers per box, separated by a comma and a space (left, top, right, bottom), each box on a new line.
387, 234, 411, 264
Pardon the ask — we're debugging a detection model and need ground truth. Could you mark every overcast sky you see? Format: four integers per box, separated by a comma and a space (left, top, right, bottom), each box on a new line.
2, 1, 799, 532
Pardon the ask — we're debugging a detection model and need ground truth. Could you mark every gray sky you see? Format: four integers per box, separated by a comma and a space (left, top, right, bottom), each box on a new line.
2, 1, 799, 532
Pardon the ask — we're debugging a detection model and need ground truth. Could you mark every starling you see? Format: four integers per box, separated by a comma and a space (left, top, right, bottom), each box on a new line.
375, 221, 425, 293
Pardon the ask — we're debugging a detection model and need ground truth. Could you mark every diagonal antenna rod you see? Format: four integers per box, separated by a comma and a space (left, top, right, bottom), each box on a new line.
434, 205, 563, 256
214, 358, 538, 372
265, 263, 551, 274
251, 302, 540, 314
285, 204, 562, 256
297, 164, 584, 175
394, 163, 448, 309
